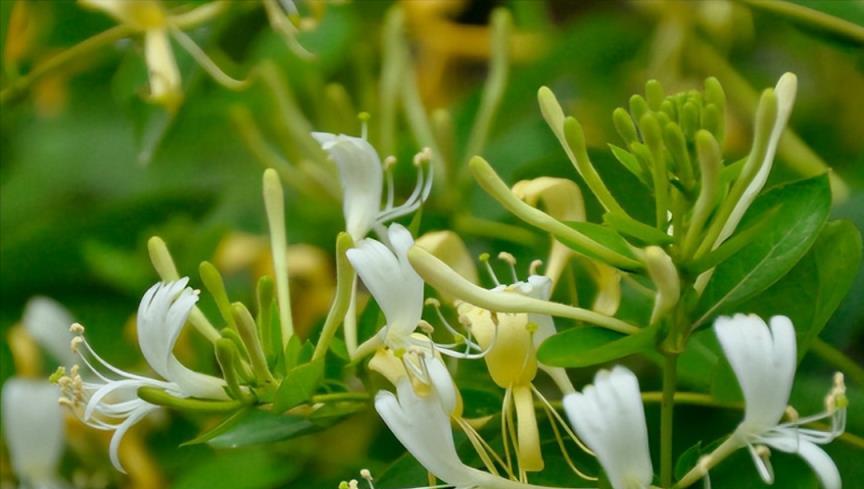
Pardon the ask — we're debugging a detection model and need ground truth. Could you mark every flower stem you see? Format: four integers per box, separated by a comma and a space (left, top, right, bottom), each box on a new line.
739, 0, 864, 44
672, 434, 740, 489
810, 338, 864, 386
660, 353, 678, 488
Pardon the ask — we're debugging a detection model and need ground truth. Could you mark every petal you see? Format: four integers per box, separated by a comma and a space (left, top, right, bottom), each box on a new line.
313, 133, 383, 239
424, 355, 457, 416
563, 367, 652, 489
137, 278, 192, 378
747, 443, 774, 484
1, 379, 64, 480
715, 314, 792, 430
22, 296, 76, 368
795, 440, 841, 489
346, 233, 423, 342
374, 381, 472, 486
108, 403, 159, 473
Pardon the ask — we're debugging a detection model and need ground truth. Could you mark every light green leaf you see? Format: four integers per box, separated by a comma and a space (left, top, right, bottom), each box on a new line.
563, 221, 639, 261
273, 358, 325, 413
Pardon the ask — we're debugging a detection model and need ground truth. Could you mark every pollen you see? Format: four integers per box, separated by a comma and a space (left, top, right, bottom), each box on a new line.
70, 322, 85, 334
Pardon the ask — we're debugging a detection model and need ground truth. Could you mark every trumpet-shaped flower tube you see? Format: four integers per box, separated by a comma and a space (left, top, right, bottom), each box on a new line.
714, 314, 845, 489
563, 366, 654, 489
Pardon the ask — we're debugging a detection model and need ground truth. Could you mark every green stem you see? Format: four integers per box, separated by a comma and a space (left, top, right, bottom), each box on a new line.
1, 24, 134, 106
738, 0, 864, 44
461, 8, 511, 181
660, 353, 678, 488
810, 338, 864, 386
311, 392, 370, 403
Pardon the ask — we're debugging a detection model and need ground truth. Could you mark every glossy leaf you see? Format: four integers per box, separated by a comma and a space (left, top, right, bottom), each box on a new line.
184, 409, 320, 448
537, 325, 657, 367
694, 174, 831, 328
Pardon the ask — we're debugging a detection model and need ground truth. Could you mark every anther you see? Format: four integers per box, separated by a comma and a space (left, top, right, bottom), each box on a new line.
70, 337, 83, 353
383, 155, 397, 171
479, 253, 501, 286
413, 147, 432, 167
529, 259, 543, 275
360, 469, 375, 489
418, 320, 435, 334
425, 297, 441, 308
338, 481, 350, 489
784, 406, 799, 422
497, 251, 518, 282
70, 322, 85, 334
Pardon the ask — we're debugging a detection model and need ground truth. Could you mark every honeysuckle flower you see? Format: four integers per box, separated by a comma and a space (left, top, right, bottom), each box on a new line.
714, 314, 846, 489
312, 132, 432, 240
563, 366, 654, 489
2, 378, 68, 489
375, 352, 570, 489
452, 256, 593, 478
79, 0, 246, 112
22, 297, 77, 368
58, 278, 228, 472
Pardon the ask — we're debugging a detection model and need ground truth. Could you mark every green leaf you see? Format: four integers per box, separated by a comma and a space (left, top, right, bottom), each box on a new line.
273, 358, 325, 413
184, 408, 320, 448
694, 174, 831, 328
537, 325, 657, 367
563, 221, 639, 261
731, 220, 862, 359
173, 448, 299, 489
608, 143, 649, 185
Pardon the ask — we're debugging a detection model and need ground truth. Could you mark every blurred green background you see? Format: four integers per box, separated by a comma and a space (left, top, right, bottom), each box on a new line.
1, 1, 863, 488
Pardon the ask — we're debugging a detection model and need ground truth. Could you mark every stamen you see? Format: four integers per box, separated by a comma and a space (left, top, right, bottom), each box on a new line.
529, 259, 543, 275
358, 112, 371, 141
497, 252, 519, 283
479, 253, 500, 286
360, 469, 375, 489
417, 320, 435, 335
70, 337, 83, 354
70, 322, 85, 334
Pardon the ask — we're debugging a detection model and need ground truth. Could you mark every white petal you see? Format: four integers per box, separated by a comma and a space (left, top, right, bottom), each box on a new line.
747, 443, 774, 484
792, 440, 840, 489
22, 297, 76, 368
563, 366, 652, 489
1, 379, 64, 481
423, 355, 457, 415
107, 403, 159, 473
374, 381, 474, 487
137, 278, 192, 378
313, 132, 383, 239
347, 231, 423, 343
715, 314, 794, 431
136, 279, 227, 399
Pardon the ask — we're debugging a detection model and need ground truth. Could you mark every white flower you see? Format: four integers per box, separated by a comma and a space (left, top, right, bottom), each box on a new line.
22, 296, 76, 368
563, 366, 654, 489
312, 132, 432, 240
375, 355, 560, 489
346, 224, 426, 356
60, 278, 227, 472
1, 378, 68, 489
715, 314, 845, 489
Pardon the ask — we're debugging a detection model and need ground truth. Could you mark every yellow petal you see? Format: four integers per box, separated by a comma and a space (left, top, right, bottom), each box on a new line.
415, 230, 478, 299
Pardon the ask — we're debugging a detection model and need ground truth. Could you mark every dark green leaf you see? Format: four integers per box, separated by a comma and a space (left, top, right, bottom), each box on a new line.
730, 220, 862, 359
184, 408, 320, 448
273, 358, 325, 413
537, 325, 657, 367
695, 175, 831, 328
